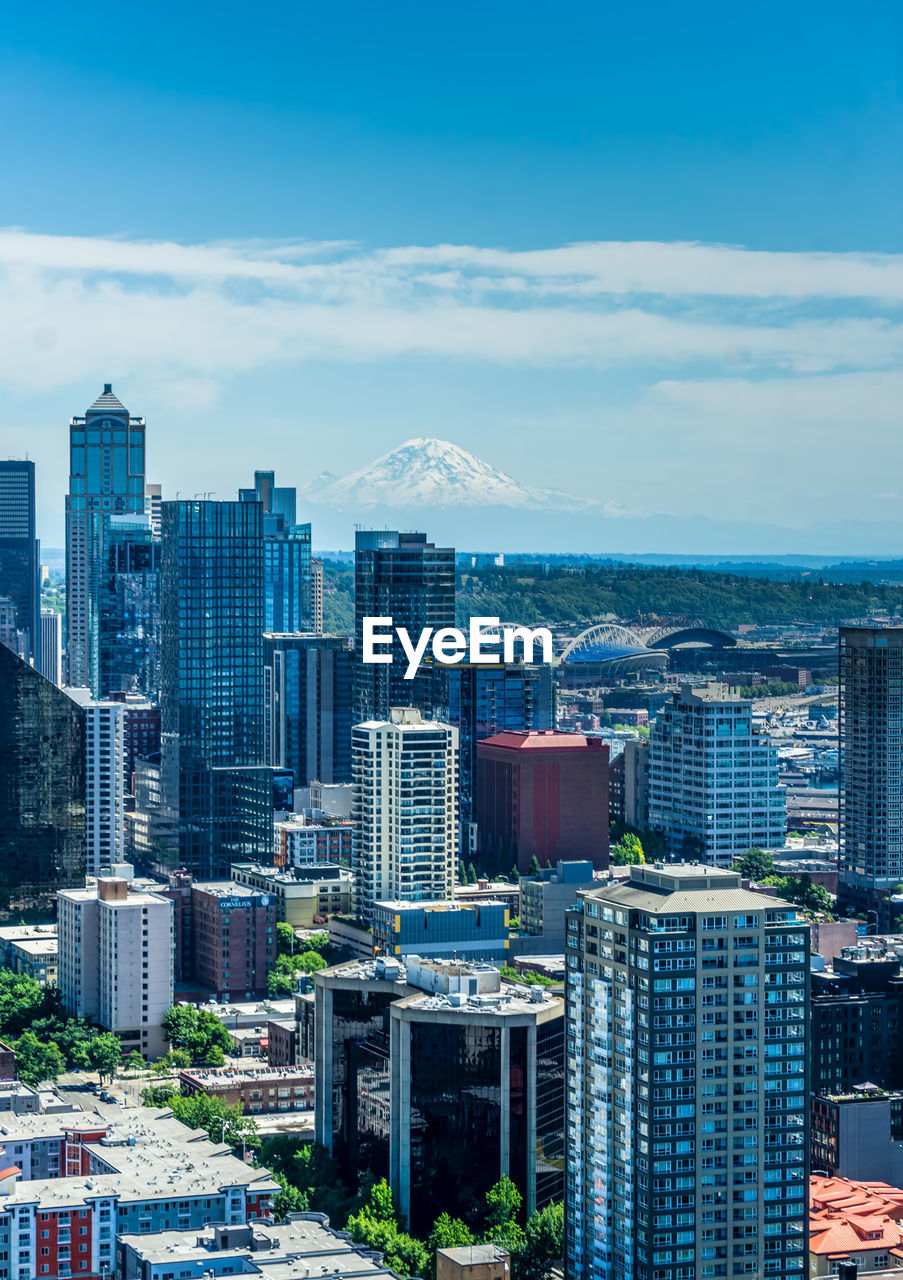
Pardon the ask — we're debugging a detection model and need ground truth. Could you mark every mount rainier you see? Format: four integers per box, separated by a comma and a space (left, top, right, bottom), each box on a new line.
304, 438, 593, 511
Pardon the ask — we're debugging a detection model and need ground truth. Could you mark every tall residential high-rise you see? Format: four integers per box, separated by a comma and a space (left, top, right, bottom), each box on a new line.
352, 708, 458, 920
239, 469, 313, 633
476, 730, 610, 873
65, 386, 147, 693
159, 500, 273, 878
445, 662, 555, 841
263, 632, 354, 787
310, 557, 324, 634
40, 610, 62, 685
64, 688, 126, 875
98, 514, 161, 700
565, 864, 809, 1280
58, 875, 173, 1060
0, 644, 85, 911
354, 530, 455, 722
0, 459, 40, 665
838, 627, 903, 913
648, 683, 785, 862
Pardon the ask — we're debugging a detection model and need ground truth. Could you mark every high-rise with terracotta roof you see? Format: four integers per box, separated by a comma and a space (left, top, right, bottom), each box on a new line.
65, 385, 148, 692
475, 729, 609, 874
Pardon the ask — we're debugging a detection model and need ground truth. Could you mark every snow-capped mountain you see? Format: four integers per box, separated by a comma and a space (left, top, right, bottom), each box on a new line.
306, 438, 592, 510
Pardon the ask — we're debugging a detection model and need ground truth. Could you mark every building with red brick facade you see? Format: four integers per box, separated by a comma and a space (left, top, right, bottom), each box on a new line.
179, 1064, 314, 1114
475, 730, 609, 873
190, 882, 277, 1000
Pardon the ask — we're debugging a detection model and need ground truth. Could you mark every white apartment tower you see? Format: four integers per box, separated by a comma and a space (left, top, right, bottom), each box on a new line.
40, 610, 62, 685
648, 683, 785, 862
352, 708, 459, 920
565, 863, 808, 1280
64, 688, 126, 874
58, 876, 173, 1060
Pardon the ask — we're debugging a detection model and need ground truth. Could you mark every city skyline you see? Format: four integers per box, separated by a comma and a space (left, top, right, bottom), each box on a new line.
0, 3, 900, 551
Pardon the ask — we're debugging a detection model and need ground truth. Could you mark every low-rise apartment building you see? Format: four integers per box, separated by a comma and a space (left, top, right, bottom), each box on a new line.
179, 1065, 314, 1114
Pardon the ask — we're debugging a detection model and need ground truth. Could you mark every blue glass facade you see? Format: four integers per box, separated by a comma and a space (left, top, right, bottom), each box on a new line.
445, 663, 555, 831
98, 516, 161, 700
263, 633, 354, 787
240, 470, 313, 633
354, 530, 455, 722
66, 386, 147, 693
159, 500, 272, 878
0, 460, 40, 667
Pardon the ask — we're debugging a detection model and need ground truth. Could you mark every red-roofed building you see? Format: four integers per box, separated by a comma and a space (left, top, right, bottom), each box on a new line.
810, 1175, 903, 1275
476, 730, 609, 874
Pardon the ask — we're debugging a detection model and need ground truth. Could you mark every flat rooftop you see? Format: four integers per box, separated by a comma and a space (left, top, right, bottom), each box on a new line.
119, 1216, 399, 1278
2, 1108, 278, 1208
9, 937, 58, 956
180, 1066, 313, 1088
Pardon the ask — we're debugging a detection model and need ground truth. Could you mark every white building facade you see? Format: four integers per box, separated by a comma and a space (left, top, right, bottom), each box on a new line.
58, 877, 173, 1060
648, 683, 785, 862
65, 689, 126, 874
352, 708, 459, 920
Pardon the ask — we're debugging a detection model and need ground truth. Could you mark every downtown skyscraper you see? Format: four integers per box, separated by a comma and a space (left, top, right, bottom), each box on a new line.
352, 708, 459, 920
354, 529, 455, 722
65, 386, 148, 692
159, 499, 272, 878
0, 459, 40, 667
239, 468, 314, 634
565, 864, 808, 1280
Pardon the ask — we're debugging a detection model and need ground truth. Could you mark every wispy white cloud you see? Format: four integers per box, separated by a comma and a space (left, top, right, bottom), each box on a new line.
0, 230, 901, 398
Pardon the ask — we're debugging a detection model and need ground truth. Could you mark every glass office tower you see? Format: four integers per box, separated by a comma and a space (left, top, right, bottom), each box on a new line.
0, 644, 85, 911
0, 459, 40, 666
354, 530, 455, 722
263, 632, 354, 787
66, 386, 147, 693
159, 500, 272, 878
239, 469, 313, 634
98, 515, 161, 701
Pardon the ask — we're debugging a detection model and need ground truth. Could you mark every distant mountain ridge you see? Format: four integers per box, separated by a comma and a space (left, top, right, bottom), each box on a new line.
304, 437, 594, 511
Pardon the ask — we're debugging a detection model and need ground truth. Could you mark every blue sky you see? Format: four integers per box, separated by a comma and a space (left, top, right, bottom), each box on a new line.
1, 0, 902, 547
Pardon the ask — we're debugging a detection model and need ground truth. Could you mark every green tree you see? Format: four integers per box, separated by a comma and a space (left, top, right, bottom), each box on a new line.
272, 1170, 310, 1220
161, 1005, 233, 1065
14, 1031, 65, 1086
509, 866, 520, 884
150, 1049, 190, 1075
735, 847, 776, 881
87, 1032, 122, 1082
277, 922, 298, 955
528, 855, 542, 878
0, 971, 46, 1037
486, 1174, 522, 1228
610, 833, 645, 866
123, 1051, 146, 1074
298, 950, 328, 975
428, 1213, 474, 1252
467, 863, 478, 885
518, 1203, 564, 1280
347, 1179, 428, 1279
142, 1083, 177, 1106
304, 932, 330, 953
